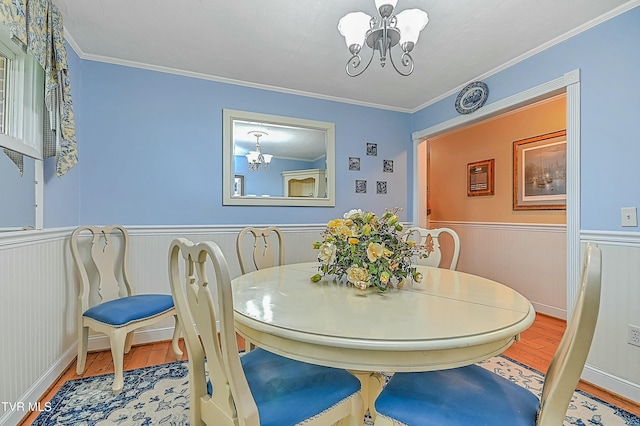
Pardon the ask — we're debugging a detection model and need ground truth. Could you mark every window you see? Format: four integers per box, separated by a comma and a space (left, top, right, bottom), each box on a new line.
0, 24, 44, 159
0, 23, 44, 230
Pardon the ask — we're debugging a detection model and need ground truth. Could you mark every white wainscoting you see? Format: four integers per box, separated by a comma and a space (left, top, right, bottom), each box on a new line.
0, 229, 77, 426
1, 224, 638, 424
580, 231, 640, 404
429, 220, 568, 319
0, 224, 324, 425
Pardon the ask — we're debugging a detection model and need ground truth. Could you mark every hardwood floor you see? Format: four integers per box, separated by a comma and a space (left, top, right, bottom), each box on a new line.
503, 314, 640, 417
21, 314, 640, 424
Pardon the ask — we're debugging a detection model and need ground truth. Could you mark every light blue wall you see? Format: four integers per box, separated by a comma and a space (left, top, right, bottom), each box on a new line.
412, 6, 640, 232
49, 60, 411, 227
43, 6, 639, 230
43, 44, 82, 228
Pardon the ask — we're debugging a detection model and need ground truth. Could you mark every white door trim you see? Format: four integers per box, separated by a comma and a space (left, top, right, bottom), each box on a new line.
411, 69, 581, 314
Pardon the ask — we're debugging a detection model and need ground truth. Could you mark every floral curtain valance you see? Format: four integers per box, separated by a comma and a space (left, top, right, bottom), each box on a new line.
0, 0, 77, 177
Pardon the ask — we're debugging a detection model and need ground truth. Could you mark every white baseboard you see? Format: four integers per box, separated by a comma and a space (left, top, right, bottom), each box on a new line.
0, 346, 76, 426
583, 364, 640, 404
531, 301, 567, 320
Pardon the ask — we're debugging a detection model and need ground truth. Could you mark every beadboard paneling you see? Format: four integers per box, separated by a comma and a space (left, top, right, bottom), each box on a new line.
429, 220, 567, 318
578, 236, 640, 403
0, 225, 323, 425
1, 224, 639, 424
0, 229, 76, 425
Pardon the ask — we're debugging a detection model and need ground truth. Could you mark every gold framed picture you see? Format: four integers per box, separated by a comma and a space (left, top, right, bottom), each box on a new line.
513, 130, 566, 210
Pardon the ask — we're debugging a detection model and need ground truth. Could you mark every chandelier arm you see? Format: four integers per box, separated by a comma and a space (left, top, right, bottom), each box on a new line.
388, 50, 414, 76
346, 50, 375, 77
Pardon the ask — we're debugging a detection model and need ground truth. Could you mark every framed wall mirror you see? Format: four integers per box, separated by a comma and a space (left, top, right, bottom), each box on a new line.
222, 109, 335, 207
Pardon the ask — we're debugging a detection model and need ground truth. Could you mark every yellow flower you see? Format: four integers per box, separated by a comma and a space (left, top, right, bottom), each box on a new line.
380, 271, 391, 284
367, 242, 384, 262
347, 265, 370, 286
362, 224, 371, 236
348, 237, 359, 245
339, 225, 353, 237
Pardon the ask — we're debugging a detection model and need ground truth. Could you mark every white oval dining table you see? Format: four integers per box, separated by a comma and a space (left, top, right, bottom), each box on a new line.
232, 262, 536, 415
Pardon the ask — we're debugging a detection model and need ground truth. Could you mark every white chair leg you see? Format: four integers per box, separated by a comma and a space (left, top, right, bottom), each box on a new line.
171, 314, 183, 359
76, 325, 89, 374
110, 328, 127, 393
124, 330, 135, 353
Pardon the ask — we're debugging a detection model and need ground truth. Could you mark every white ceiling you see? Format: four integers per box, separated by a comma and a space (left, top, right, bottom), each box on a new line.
54, 0, 634, 112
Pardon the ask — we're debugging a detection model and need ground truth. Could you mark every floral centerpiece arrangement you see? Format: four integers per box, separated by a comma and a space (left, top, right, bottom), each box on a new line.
310, 208, 427, 291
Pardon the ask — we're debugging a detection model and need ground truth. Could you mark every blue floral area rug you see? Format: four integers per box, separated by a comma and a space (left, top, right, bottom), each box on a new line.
34, 356, 639, 425
33, 362, 190, 425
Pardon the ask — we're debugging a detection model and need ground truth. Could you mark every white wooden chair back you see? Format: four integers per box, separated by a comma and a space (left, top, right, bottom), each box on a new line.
169, 238, 363, 426
537, 242, 602, 424
236, 226, 285, 274
71, 225, 133, 311
403, 227, 461, 270
169, 238, 258, 426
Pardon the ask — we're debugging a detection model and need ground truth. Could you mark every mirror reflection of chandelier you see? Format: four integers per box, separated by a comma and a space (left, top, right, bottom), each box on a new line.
246, 131, 273, 172
338, 0, 429, 77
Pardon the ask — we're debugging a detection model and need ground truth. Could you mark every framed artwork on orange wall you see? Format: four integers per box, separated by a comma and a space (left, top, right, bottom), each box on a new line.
467, 158, 495, 197
513, 130, 566, 210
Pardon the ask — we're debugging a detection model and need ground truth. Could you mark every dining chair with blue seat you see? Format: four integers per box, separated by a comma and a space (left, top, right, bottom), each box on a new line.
373, 242, 602, 425
169, 237, 364, 426
70, 225, 182, 393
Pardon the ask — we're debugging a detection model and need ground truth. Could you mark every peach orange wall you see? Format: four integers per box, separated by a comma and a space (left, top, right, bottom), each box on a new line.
429, 95, 566, 224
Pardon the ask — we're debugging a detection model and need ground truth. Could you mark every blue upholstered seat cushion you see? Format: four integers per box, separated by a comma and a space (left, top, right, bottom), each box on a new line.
209, 348, 360, 426
83, 294, 174, 326
375, 364, 540, 426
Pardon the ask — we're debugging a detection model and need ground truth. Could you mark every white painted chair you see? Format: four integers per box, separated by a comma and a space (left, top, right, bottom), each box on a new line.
168, 238, 364, 426
70, 225, 182, 393
236, 226, 285, 274
373, 242, 602, 426
403, 226, 461, 270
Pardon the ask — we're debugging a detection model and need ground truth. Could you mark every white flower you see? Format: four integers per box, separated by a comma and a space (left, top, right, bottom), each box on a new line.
343, 209, 364, 220
317, 242, 336, 265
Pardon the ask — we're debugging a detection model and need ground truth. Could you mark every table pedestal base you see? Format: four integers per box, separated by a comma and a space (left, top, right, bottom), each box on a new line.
349, 370, 385, 421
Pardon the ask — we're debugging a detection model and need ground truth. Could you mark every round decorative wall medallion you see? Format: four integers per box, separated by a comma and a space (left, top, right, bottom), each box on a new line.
455, 81, 489, 114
